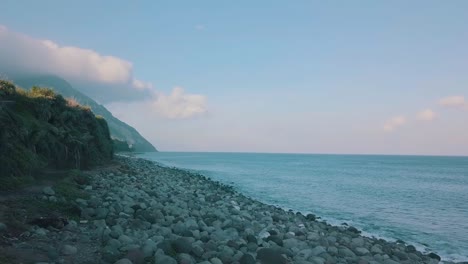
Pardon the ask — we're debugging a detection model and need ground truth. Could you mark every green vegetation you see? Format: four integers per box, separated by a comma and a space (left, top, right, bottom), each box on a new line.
112, 138, 134, 152
14, 75, 157, 151
0, 80, 113, 190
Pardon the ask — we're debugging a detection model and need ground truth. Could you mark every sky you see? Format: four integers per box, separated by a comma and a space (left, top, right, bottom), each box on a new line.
1, 0, 467, 155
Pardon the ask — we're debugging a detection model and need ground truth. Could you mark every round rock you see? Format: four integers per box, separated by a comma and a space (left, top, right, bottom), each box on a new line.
62, 245, 78, 255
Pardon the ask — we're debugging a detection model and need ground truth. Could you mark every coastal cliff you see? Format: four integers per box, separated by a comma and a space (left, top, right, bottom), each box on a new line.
0, 80, 113, 189
13, 75, 157, 152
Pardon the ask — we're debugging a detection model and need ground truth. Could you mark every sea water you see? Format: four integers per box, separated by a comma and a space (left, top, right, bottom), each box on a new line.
137, 152, 468, 261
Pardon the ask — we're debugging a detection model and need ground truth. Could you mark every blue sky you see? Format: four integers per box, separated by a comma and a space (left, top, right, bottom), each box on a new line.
1, 1, 467, 155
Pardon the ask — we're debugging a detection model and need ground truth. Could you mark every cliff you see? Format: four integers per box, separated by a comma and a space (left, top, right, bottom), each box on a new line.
13, 75, 157, 152
0, 80, 113, 189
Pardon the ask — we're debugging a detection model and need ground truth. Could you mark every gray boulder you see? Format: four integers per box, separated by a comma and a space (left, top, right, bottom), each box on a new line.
239, 253, 256, 264
114, 259, 133, 264
256, 248, 287, 264
61, 245, 77, 255
154, 254, 177, 264
43, 186, 55, 196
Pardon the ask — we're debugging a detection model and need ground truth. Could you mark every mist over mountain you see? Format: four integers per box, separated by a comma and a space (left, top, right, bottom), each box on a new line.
13, 74, 157, 152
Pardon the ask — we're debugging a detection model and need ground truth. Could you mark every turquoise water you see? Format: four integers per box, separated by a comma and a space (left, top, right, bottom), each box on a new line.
137, 152, 468, 261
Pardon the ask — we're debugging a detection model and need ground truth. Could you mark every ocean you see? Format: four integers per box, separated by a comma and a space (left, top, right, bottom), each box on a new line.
137, 152, 468, 262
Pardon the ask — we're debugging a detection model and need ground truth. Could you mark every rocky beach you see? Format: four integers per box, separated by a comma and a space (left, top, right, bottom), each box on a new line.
0, 156, 463, 264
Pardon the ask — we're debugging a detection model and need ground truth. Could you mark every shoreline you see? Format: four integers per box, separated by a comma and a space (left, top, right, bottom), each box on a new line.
1, 155, 465, 263
133, 154, 466, 263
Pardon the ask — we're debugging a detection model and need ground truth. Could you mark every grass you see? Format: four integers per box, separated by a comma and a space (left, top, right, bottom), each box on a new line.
0, 175, 34, 191
0, 169, 92, 235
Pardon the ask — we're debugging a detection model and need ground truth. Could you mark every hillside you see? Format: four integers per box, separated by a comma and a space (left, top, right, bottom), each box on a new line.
0, 80, 113, 189
13, 75, 157, 152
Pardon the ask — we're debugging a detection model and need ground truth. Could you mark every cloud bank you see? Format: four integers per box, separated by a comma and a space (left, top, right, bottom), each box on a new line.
0, 25, 208, 119
0, 25, 149, 89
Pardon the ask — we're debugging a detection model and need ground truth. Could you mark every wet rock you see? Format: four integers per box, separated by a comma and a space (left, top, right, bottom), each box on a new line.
427, 252, 441, 261
405, 245, 417, 253
347, 226, 361, 234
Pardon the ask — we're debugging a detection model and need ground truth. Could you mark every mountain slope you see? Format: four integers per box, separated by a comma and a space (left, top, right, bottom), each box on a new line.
13, 75, 157, 152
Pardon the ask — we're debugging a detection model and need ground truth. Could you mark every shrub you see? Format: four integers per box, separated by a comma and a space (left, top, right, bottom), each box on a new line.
0, 79, 113, 189
0, 80, 16, 97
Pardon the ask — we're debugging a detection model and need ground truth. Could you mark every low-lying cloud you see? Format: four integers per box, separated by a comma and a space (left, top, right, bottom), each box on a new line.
0, 25, 150, 89
106, 87, 208, 120
383, 116, 406, 132
0, 25, 208, 119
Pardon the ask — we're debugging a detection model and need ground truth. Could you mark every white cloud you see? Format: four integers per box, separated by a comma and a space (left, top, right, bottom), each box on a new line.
106, 87, 208, 120
132, 79, 153, 90
0, 24, 150, 89
416, 109, 436, 121
152, 87, 207, 119
383, 116, 406, 132
438, 96, 466, 109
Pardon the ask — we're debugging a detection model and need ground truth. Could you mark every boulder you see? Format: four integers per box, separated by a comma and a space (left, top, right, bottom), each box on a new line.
354, 247, 370, 256
61, 245, 78, 255
114, 259, 133, 264
43, 186, 55, 196
428, 252, 441, 261
256, 248, 287, 264
239, 253, 256, 264
311, 246, 326, 256
172, 238, 192, 253
154, 254, 177, 264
